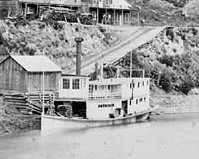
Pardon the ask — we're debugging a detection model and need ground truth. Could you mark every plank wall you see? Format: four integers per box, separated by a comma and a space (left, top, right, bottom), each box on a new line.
0, 0, 19, 18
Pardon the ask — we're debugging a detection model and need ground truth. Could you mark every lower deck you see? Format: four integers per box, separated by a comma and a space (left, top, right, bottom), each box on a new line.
53, 95, 149, 120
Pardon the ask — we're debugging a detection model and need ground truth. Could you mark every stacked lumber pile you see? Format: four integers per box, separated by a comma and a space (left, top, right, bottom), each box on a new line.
0, 0, 18, 19
27, 93, 54, 103
0, 95, 41, 134
3, 93, 44, 115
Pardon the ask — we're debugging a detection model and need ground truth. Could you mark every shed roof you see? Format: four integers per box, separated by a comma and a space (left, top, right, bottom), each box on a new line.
112, 0, 132, 10
11, 55, 62, 72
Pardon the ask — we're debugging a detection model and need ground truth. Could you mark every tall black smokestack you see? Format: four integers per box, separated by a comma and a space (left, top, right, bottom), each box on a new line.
75, 37, 84, 76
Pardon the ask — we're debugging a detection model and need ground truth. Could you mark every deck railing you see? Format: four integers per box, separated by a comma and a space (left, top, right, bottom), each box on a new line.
89, 92, 122, 100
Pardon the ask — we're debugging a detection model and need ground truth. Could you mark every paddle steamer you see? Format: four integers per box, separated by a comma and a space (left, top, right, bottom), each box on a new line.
41, 37, 158, 133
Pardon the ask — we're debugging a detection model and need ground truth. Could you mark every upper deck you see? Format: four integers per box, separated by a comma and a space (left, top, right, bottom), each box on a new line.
58, 75, 150, 101
88, 77, 150, 100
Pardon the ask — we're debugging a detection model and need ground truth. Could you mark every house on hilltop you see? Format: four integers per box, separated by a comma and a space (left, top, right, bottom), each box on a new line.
18, 0, 82, 15
82, 0, 133, 25
0, 55, 62, 94
2, 0, 134, 26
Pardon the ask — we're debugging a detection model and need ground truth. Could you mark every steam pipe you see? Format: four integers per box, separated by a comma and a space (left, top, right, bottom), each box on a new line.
75, 37, 84, 76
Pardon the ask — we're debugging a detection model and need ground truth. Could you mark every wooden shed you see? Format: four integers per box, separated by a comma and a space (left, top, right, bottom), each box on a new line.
0, 0, 19, 18
0, 55, 62, 94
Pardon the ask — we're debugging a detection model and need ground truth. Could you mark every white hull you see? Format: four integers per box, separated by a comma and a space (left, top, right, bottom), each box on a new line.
41, 106, 158, 135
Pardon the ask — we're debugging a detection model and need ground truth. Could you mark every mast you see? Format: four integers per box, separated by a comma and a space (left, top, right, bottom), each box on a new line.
100, 62, 103, 80
130, 51, 132, 78
42, 53, 45, 116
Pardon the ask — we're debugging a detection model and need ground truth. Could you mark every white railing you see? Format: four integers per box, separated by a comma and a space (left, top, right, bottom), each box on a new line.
89, 92, 122, 100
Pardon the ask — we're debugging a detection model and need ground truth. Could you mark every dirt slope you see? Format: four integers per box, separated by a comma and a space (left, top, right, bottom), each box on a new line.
68, 27, 165, 75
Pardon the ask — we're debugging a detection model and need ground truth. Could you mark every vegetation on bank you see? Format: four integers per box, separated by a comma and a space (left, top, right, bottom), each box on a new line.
1, 0, 199, 135
0, 20, 119, 73
0, 101, 40, 135
2, 19, 199, 95
128, 0, 199, 27
114, 27, 199, 95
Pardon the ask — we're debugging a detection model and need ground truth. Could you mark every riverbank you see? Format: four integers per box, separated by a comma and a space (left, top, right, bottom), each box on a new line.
151, 94, 199, 114
1, 94, 199, 136
1, 113, 199, 159
0, 100, 40, 136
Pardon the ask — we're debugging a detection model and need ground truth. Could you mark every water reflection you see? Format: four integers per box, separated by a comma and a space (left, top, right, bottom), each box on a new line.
1, 113, 199, 159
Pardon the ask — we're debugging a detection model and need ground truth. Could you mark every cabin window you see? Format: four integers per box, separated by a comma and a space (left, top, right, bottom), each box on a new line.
105, 0, 109, 5
133, 83, 135, 88
139, 98, 142, 102
142, 81, 144, 86
108, 85, 111, 90
89, 85, 93, 93
72, 79, 80, 89
63, 79, 70, 89
83, 79, 87, 87
138, 82, 140, 88
130, 83, 132, 89
130, 100, 131, 105
95, 85, 97, 90
136, 99, 138, 104
93, 0, 98, 4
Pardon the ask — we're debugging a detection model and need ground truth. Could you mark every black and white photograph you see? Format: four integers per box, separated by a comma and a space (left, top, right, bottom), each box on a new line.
0, 0, 199, 159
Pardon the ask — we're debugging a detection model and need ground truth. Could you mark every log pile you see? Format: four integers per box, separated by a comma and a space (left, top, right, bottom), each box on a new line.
3, 93, 55, 115
27, 93, 54, 103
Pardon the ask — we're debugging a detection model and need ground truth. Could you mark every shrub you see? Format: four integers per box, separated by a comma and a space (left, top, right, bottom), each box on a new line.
179, 78, 195, 95
158, 55, 174, 67
159, 70, 172, 92
166, 28, 174, 42
0, 9, 8, 19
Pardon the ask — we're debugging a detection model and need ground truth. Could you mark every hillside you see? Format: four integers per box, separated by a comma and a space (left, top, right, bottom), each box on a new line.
112, 27, 199, 95
1, 19, 199, 95
0, 20, 121, 68
128, 0, 199, 27
1, 1, 199, 135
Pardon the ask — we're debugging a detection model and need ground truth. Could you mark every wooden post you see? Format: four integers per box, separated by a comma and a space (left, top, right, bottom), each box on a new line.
121, 10, 124, 26
137, 11, 140, 26
42, 71, 45, 115
130, 10, 132, 25
143, 69, 145, 78
95, 62, 99, 80
113, 9, 115, 25
100, 62, 103, 79
130, 51, 132, 78
117, 67, 120, 78
37, 4, 39, 14
24, 3, 27, 18
15, 0, 18, 15
97, 8, 99, 24
105, 8, 107, 24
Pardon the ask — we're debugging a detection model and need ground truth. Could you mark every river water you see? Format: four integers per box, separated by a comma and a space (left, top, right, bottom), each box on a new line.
0, 113, 199, 159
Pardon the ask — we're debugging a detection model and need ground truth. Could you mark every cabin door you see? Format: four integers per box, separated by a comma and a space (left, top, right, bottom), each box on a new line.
122, 100, 128, 115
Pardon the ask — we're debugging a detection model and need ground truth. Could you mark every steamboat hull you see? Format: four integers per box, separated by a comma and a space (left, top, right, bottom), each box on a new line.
41, 106, 158, 135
